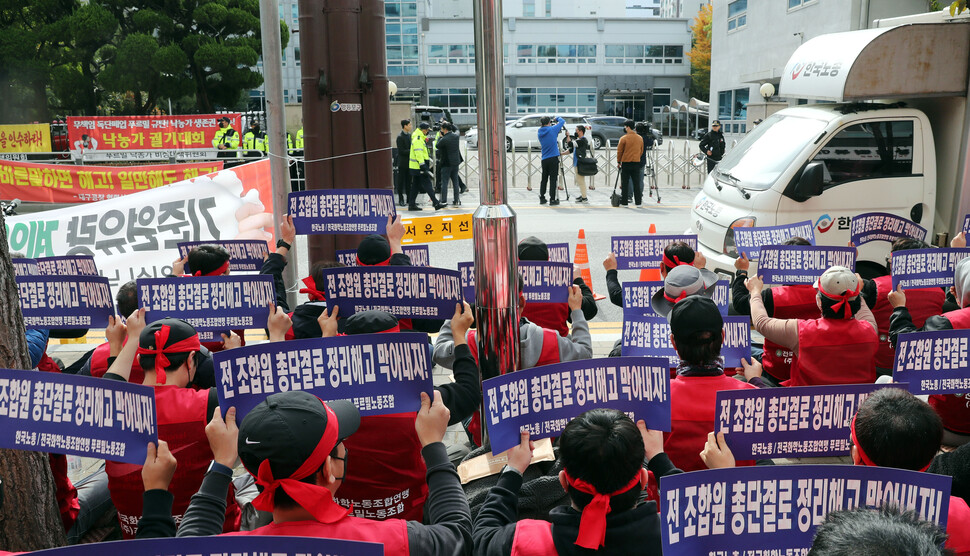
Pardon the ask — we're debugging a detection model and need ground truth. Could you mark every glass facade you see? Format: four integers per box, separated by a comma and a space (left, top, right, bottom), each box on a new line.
386, 2, 419, 76
515, 87, 597, 113
516, 45, 597, 64
427, 88, 511, 114
728, 0, 747, 31
717, 88, 749, 133
604, 45, 684, 64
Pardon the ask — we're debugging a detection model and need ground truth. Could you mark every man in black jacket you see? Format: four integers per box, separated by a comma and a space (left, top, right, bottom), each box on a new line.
436, 122, 462, 206
698, 120, 725, 173
396, 120, 413, 207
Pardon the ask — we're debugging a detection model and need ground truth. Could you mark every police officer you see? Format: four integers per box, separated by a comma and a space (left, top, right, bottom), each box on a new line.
212, 116, 240, 160
242, 120, 267, 157
699, 120, 725, 173
408, 122, 443, 212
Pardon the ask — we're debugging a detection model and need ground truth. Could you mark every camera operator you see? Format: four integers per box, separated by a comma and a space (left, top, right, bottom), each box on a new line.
537, 116, 565, 206
567, 125, 591, 203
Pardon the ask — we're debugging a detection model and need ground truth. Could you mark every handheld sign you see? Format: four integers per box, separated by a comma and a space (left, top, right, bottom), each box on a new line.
623, 313, 751, 367
660, 465, 951, 555
137, 275, 276, 339
0, 368, 157, 464
547, 242, 571, 263
733, 220, 815, 260
36, 255, 99, 277
610, 234, 698, 270
25, 536, 382, 556
623, 280, 730, 316
11, 257, 38, 276
715, 383, 908, 459
401, 213, 472, 244
850, 211, 927, 245
336, 245, 431, 267
963, 213, 970, 236
215, 334, 433, 419
177, 240, 269, 273
458, 261, 476, 300
894, 329, 970, 395
519, 261, 572, 303
18, 275, 113, 329
483, 357, 671, 454
758, 245, 856, 285
322, 266, 462, 319
891, 248, 970, 289
289, 189, 396, 235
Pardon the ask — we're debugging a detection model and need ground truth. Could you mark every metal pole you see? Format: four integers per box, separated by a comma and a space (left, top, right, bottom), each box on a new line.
473, 0, 518, 447
259, 0, 299, 310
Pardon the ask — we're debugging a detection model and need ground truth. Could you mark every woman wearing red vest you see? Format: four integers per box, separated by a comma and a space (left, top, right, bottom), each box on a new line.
889, 254, 970, 446
518, 236, 598, 336
745, 266, 879, 387
100, 311, 241, 538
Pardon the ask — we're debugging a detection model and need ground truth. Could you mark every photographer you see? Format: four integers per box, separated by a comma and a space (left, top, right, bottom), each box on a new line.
616, 120, 644, 206
435, 122, 462, 206
567, 125, 591, 203
537, 116, 565, 206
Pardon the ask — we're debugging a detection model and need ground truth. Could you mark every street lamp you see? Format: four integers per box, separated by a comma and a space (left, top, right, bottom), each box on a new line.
759, 82, 775, 120
388, 80, 398, 98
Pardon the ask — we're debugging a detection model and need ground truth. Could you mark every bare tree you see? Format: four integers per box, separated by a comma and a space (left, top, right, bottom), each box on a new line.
0, 212, 67, 550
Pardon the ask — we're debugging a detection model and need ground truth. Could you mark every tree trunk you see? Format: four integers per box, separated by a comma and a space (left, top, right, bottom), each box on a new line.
0, 212, 67, 551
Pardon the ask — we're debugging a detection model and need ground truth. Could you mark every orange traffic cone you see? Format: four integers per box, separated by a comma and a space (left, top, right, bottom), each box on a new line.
574, 229, 606, 300
639, 223, 662, 281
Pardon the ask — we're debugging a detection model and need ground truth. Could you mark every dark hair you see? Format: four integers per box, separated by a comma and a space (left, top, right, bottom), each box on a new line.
624, 119, 635, 130
559, 409, 644, 513
635, 122, 648, 134
673, 329, 723, 365
401, 119, 411, 128
662, 241, 697, 273
854, 388, 942, 471
116, 281, 138, 319
540, 116, 551, 126
575, 125, 586, 134
139, 351, 190, 373
187, 244, 230, 276
310, 260, 345, 292
819, 294, 861, 319
808, 505, 950, 556
783, 236, 812, 246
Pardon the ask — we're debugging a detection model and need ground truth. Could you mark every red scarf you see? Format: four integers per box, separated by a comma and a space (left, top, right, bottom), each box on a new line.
356, 256, 391, 267
299, 276, 326, 301
193, 260, 230, 277
564, 471, 642, 549
663, 289, 689, 304
250, 401, 353, 522
850, 415, 931, 472
818, 280, 861, 319
662, 254, 693, 270
134, 325, 202, 374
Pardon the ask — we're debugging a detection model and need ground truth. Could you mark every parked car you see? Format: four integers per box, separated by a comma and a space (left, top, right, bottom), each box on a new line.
586, 116, 663, 149
504, 113, 596, 152
464, 116, 521, 149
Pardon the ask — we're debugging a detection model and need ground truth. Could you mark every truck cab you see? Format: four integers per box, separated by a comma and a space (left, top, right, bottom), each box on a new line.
691, 16, 970, 279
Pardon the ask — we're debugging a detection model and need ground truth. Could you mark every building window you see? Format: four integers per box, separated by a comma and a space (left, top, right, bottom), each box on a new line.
385, 3, 419, 75
515, 87, 597, 114
652, 87, 671, 114
428, 44, 475, 64
291, 3, 298, 23
524, 0, 535, 17
516, 44, 596, 64
717, 88, 749, 132
426, 87, 512, 115
788, 0, 816, 9
294, 47, 300, 66
604, 44, 684, 64
728, 0, 747, 31
545, 0, 552, 16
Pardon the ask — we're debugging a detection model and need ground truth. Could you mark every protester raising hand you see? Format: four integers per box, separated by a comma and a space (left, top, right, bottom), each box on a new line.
386, 214, 406, 254
507, 431, 536, 474
172, 255, 188, 277
741, 357, 764, 381
205, 406, 239, 468
952, 231, 966, 248
637, 419, 664, 461
106, 314, 128, 357
734, 253, 750, 272
415, 391, 451, 447
267, 302, 293, 342
888, 283, 907, 308
700, 431, 736, 469
568, 285, 583, 312
450, 302, 474, 345
276, 214, 297, 258
744, 275, 765, 296
220, 332, 242, 350
142, 440, 178, 492
603, 252, 618, 271
317, 305, 340, 338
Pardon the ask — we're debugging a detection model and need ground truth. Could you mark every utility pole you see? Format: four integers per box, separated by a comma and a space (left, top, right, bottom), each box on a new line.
259, 0, 299, 309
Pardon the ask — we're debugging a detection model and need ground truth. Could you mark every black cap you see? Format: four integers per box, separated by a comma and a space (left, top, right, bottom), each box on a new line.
356, 234, 391, 265
138, 318, 198, 351
669, 296, 723, 340
711, 120, 721, 126
218, 116, 231, 124
418, 121, 431, 130
344, 310, 399, 335
238, 391, 360, 481
517, 236, 549, 261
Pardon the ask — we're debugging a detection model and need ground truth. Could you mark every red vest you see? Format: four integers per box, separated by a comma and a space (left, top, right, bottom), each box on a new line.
789, 318, 878, 387
338, 413, 428, 522
511, 519, 555, 556
106, 386, 240, 538
763, 285, 819, 382
872, 275, 944, 369
522, 303, 570, 337
466, 328, 561, 446
945, 307, 970, 329
947, 495, 970, 555
36, 354, 80, 532
665, 374, 756, 472
929, 308, 970, 435
227, 517, 409, 556
89, 341, 145, 384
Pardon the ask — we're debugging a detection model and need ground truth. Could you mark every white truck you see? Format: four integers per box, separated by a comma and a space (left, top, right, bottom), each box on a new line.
690, 10, 970, 279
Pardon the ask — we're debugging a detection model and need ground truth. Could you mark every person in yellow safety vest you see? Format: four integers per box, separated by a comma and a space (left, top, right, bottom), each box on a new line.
295, 128, 304, 149
242, 121, 267, 157
407, 121, 443, 212
212, 116, 240, 159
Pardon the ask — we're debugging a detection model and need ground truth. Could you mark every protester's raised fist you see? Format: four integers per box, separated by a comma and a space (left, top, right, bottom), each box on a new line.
888, 283, 907, 309
952, 231, 966, 249
317, 305, 340, 338
280, 214, 296, 247
603, 253, 617, 271
693, 250, 707, 270
741, 357, 763, 381
142, 440, 177, 492
415, 390, 450, 447
206, 406, 239, 468
508, 431, 535, 474
734, 253, 749, 272
637, 419, 664, 461
451, 302, 474, 341
106, 315, 127, 348
700, 431, 735, 469
567, 285, 582, 311
126, 308, 147, 339
386, 214, 405, 245
744, 275, 764, 295
221, 332, 242, 350
267, 302, 293, 342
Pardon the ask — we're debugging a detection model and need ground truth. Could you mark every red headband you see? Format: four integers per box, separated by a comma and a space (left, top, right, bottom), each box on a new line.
355, 255, 391, 267
134, 325, 202, 374
564, 471, 643, 550
850, 415, 931, 472
663, 289, 689, 304
250, 402, 352, 522
193, 260, 230, 277
299, 276, 327, 301
818, 279, 861, 319
662, 254, 693, 269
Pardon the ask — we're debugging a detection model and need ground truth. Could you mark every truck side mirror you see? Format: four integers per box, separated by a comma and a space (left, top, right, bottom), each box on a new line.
794, 162, 824, 199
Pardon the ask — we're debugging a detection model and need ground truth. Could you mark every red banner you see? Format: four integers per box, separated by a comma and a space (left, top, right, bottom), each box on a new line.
66, 114, 241, 153
0, 160, 224, 203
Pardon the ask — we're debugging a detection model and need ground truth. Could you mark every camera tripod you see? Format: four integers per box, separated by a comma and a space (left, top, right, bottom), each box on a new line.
645, 148, 660, 203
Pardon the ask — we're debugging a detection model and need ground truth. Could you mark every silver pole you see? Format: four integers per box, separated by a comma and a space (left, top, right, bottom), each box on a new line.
473, 0, 518, 447
259, 0, 298, 310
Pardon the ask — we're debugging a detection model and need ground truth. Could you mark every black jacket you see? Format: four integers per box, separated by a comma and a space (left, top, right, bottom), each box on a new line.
397, 131, 412, 167
699, 129, 725, 161
436, 132, 461, 167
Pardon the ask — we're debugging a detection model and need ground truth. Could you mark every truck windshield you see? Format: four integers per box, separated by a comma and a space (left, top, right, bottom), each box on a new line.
715, 114, 827, 191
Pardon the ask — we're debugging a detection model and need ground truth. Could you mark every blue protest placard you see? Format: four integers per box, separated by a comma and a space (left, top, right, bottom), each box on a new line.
547, 242, 571, 263
177, 240, 268, 273
289, 189, 396, 235
483, 357, 671, 454
17, 275, 113, 329
623, 313, 751, 367
963, 213, 970, 236
11, 257, 38, 276
36, 255, 99, 277
215, 334, 434, 419
519, 261, 572, 303
850, 211, 927, 245
733, 220, 815, 260
336, 245, 430, 268
622, 280, 729, 316
894, 329, 970, 395
137, 275, 276, 336
891, 248, 970, 289
715, 383, 908, 459
611, 234, 698, 270
26, 536, 382, 556
660, 465, 951, 555
0, 368, 156, 464
758, 245, 856, 285
322, 266, 462, 320
458, 261, 476, 301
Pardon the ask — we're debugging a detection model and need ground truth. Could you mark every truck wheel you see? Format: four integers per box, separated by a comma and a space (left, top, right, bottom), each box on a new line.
592, 134, 605, 150
856, 260, 889, 280
506, 137, 513, 152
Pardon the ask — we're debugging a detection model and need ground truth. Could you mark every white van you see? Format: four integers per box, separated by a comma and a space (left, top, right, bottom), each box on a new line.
690, 12, 970, 279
